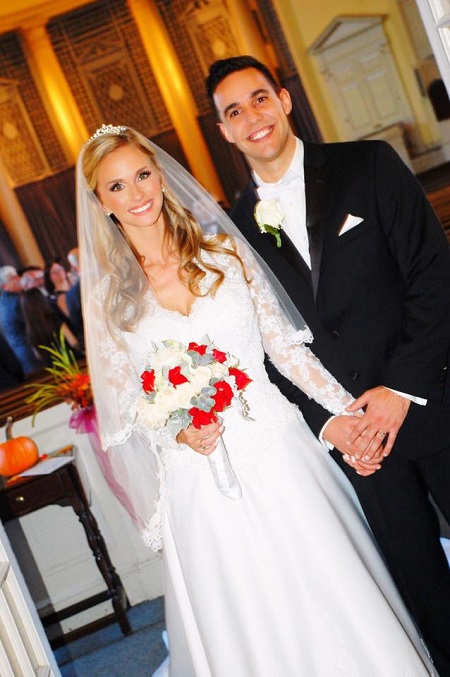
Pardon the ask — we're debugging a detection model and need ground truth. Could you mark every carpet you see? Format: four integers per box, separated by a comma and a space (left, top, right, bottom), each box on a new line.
54, 597, 168, 676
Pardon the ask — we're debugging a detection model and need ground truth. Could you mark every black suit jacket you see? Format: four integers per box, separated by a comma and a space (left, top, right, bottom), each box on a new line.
230, 140, 450, 459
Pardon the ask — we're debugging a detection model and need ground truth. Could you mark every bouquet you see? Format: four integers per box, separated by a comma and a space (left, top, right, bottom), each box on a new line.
137, 337, 252, 499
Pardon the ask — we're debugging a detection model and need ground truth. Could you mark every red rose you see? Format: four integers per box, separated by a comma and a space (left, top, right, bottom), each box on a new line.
188, 342, 208, 355
168, 366, 189, 387
212, 348, 227, 363
229, 367, 252, 391
141, 369, 156, 393
189, 407, 217, 429
211, 380, 233, 412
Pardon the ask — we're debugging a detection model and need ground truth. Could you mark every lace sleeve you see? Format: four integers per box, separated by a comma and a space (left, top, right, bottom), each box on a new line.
238, 244, 354, 416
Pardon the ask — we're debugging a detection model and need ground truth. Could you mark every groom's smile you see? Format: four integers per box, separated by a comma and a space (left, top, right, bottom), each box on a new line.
248, 126, 274, 142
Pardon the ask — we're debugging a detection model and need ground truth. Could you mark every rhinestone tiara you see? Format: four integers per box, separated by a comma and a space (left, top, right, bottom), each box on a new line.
88, 124, 128, 143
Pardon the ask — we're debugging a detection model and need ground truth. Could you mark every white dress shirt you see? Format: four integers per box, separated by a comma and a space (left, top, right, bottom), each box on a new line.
253, 139, 311, 268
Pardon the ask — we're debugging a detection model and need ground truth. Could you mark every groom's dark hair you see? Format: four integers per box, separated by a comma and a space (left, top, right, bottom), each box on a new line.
205, 56, 280, 106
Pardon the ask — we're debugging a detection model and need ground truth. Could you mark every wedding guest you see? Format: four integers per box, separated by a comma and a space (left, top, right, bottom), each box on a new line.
20, 266, 46, 293
0, 265, 42, 375
65, 278, 83, 349
67, 247, 80, 286
64, 247, 84, 348
206, 55, 450, 674
44, 258, 71, 315
0, 332, 24, 390
21, 288, 81, 363
77, 125, 435, 676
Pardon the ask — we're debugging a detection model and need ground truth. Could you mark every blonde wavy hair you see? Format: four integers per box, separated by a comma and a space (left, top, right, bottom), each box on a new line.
82, 129, 247, 333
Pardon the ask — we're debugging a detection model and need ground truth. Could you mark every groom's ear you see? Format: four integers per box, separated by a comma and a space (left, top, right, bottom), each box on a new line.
278, 88, 293, 116
217, 122, 235, 145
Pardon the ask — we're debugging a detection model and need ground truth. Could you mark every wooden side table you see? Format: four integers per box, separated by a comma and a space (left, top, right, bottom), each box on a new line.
0, 458, 132, 645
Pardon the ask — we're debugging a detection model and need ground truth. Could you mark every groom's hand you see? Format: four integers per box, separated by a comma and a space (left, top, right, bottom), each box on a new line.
345, 387, 411, 461
323, 416, 384, 476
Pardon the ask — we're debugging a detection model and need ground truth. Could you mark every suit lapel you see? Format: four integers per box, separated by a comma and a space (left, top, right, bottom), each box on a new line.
304, 143, 327, 302
234, 144, 329, 304
230, 179, 320, 328
245, 180, 312, 284
268, 226, 312, 282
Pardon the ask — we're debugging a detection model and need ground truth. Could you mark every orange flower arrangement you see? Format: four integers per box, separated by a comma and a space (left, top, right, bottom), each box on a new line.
26, 328, 92, 421
55, 372, 92, 410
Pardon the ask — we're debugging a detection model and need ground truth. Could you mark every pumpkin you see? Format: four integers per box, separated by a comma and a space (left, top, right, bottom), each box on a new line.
0, 417, 39, 477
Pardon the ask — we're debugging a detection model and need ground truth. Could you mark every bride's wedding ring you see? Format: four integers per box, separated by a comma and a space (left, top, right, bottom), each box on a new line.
377, 431, 387, 437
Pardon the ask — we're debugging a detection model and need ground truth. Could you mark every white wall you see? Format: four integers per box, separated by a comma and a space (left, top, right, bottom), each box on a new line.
1, 404, 163, 634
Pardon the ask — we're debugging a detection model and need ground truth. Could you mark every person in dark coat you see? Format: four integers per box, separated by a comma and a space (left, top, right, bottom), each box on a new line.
0, 332, 24, 390
0, 265, 42, 375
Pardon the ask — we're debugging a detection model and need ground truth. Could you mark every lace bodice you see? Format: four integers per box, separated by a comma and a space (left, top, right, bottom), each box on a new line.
125, 246, 352, 417
94, 243, 354, 548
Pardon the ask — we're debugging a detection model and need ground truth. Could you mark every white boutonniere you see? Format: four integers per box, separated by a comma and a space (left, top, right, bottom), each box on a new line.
254, 199, 284, 248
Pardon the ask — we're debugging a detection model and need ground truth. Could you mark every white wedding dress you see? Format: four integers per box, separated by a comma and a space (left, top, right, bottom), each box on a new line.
102, 246, 436, 676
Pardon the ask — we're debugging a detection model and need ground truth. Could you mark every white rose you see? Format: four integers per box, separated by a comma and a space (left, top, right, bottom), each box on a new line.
137, 398, 168, 429
154, 385, 181, 412
151, 344, 188, 370
189, 365, 214, 392
254, 199, 284, 232
210, 361, 228, 379
173, 381, 198, 409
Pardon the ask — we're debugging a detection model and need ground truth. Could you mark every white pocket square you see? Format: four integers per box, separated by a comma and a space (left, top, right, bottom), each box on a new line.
339, 213, 364, 236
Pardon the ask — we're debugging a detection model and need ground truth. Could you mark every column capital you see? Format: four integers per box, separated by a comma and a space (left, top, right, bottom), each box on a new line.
0, 154, 44, 267
20, 17, 49, 37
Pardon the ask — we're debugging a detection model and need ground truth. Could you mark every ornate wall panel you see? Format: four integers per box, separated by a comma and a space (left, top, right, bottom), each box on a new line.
155, 0, 249, 203
256, 0, 322, 142
0, 33, 67, 186
47, 0, 172, 138
156, 0, 239, 116
255, 0, 297, 77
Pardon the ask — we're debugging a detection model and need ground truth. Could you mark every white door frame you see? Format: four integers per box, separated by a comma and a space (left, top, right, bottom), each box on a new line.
0, 521, 60, 676
415, 0, 450, 95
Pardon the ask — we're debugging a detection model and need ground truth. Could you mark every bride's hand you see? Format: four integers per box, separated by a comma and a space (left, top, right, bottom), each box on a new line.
177, 420, 223, 455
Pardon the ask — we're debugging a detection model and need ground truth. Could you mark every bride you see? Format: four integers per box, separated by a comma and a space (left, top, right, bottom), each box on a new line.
77, 125, 436, 676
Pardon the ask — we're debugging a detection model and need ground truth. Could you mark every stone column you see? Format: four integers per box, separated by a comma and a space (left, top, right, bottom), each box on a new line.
0, 155, 44, 267
21, 20, 89, 163
127, 0, 225, 201
225, 0, 271, 62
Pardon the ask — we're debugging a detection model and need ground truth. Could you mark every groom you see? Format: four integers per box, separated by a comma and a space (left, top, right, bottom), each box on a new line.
206, 55, 450, 674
